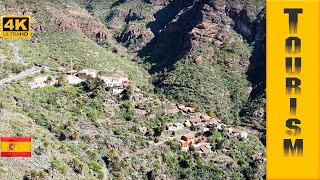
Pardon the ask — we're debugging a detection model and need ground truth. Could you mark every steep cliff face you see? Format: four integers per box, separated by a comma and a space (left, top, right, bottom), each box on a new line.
110, 0, 266, 142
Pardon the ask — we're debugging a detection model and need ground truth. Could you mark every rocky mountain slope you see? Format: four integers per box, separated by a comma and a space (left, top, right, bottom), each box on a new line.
0, 0, 266, 179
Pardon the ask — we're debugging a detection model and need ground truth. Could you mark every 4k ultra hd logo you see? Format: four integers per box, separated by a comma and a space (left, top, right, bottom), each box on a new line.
0, 15, 31, 38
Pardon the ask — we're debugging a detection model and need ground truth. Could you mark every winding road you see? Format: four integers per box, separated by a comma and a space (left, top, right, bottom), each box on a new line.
0, 66, 44, 87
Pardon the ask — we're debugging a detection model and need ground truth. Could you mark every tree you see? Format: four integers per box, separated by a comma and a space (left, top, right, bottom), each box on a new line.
86, 77, 105, 97
57, 75, 67, 86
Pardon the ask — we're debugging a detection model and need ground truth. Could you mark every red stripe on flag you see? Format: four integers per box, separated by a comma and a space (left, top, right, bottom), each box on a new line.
1, 152, 31, 157
1, 136, 31, 142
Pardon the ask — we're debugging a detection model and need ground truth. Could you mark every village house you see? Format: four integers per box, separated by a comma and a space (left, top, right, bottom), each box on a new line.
200, 115, 220, 124
184, 120, 192, 127
180, 133, 208, 148
188, 116, 219, 126
76, 69, 97, 79
227, 128, 248, 139
66, 75, 84, 85
190, 118, 202, 125
66, 69, 97, 79
112, 88, 125, 95
166, 123, 184, 131
99, 76, 129, 87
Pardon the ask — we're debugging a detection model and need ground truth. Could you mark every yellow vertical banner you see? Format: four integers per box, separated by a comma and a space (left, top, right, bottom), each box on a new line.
267, 0, 320, 179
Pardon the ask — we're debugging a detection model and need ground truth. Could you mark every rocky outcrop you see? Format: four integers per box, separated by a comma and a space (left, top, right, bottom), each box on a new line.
58, 20, 80, 32
117, 23, 154, 52
125, 9, 145, 23
194, 56, 203, 65
106, 10, 128, 30
96, 31, 110, 40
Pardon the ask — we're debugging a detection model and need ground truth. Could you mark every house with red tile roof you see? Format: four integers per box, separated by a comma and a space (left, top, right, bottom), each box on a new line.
180, 133, 208, 147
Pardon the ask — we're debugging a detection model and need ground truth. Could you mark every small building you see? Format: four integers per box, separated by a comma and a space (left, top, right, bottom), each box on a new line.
184, 120, 192, 127
180, 133, 208, 148
100, 76, 128, 87
180, 134, 195, 147
166, 123, 184, 131
112, 88, 124, 95
239, 131, 248, 139
228, 128, 248, 139
66, 75, 84, 85
77, 69, 97, 79
190, 118, 202, 125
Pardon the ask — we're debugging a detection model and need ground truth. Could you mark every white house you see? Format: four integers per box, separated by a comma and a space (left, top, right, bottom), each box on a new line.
112, 88, 124, 95
66, 75, 84, 85
166, 123, 184, 131
184, 120, 192, 127
100, 76, 128, 87
77, 69, 97, 79
238, 131, 248, 139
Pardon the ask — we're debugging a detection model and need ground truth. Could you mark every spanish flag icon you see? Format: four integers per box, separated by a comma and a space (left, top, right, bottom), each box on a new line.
1, 136, 32, 157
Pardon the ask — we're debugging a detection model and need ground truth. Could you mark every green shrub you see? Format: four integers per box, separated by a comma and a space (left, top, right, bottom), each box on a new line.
51, 158, 67, 174
88, 162, 103, 173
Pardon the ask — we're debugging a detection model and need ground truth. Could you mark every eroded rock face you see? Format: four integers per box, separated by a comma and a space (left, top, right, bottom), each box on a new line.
106, 10, 128, 30
96, 31, 110, 40
117, 23, 154, 51
59, 20, 80, 32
